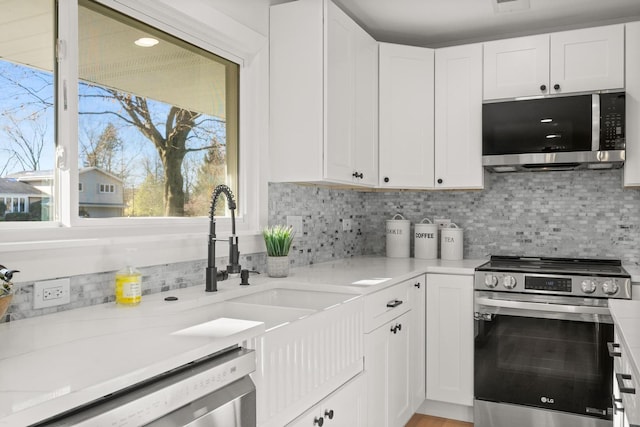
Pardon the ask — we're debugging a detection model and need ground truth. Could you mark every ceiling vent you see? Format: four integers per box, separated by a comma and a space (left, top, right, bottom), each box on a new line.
493, 0, 531, 13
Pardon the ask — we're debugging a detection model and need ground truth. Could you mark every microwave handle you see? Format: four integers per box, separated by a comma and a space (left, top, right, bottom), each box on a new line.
592, 93, 600, 151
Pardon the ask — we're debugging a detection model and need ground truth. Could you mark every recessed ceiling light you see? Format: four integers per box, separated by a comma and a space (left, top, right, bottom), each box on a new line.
134, 37, 159, 47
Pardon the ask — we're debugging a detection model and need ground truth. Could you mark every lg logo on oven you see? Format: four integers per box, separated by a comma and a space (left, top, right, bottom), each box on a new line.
541, 396, 555, 404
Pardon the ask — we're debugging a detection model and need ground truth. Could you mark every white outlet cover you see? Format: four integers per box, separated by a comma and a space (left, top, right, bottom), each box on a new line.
34, 278, 71, 309
434, 218, 451, 229
286, 215, 303, 235
342, 218, 352, 231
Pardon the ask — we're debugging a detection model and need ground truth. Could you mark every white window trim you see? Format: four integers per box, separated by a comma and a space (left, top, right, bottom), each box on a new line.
0, 0, 269, 283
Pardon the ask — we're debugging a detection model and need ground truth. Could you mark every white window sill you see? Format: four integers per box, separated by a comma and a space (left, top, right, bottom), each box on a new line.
0, 224, 265, 282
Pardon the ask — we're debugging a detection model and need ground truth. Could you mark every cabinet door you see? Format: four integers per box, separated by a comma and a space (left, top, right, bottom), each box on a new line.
483, 34, 549, 100
353, 26, 379, 186
325, 1, 356, 184
379, 43, 435, 188
426, 274, 474, 406
365, 311, 412, 427
434, 44, 484, 190
409, 275, 426, 411
550, 25, 624, 94
625, 22, 640, 187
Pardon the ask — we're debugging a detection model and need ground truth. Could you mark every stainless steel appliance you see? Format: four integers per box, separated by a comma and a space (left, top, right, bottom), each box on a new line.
482, 92, 625, 172
33, 346, 256, 427
474, 256, 631, 427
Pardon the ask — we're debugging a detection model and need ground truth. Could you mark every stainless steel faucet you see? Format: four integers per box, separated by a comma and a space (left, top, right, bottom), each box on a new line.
206, 185, 241, 292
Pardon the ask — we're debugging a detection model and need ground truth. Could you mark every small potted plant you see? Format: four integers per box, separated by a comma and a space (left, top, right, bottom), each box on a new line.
263, 225, 295, 277
0, 265, 18, 322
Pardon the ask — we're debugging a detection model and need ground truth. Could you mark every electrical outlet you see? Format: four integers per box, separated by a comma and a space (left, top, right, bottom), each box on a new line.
434, 218, 451, 229
342, 218, 352, 231
34, 278, 71, 309
286, 215, 303, 235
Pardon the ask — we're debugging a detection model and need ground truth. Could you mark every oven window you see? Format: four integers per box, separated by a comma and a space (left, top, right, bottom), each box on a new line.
475, 314, 613, 419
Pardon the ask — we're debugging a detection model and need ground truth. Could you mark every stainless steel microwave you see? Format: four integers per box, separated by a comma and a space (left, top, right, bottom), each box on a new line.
482, 92, 625, 172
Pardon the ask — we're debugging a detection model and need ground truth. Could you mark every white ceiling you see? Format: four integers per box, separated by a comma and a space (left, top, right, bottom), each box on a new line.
328, 0, 640, 47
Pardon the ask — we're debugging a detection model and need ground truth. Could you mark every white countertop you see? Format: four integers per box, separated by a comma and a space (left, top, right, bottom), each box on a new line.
0, 255, 482, 425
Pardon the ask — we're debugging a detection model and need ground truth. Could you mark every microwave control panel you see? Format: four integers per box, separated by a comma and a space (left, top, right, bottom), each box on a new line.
600, 92, 625, 150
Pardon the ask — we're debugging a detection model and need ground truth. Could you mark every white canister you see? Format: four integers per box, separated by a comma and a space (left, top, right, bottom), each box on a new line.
386, 214, 410, 258
440, 223, 463, 261
414, 218, 438, 259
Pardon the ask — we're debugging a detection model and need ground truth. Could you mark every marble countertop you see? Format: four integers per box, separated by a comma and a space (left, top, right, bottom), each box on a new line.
0, 256, 483, 425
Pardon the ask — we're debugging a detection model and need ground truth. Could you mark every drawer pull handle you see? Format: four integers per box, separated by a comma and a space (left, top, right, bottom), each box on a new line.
314, 416, 324, 426
390, 323, 402, 334
324, 409, 334, 419
616, 373, 636, 394
414, 282, 421, 289
386, 299, 403, 308
608, 342, 622, 357
612, 394, 624, 415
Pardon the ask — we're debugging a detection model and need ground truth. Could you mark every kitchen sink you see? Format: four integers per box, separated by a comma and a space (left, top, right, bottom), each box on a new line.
172, 301, 315, 337
227, 288, 358, 311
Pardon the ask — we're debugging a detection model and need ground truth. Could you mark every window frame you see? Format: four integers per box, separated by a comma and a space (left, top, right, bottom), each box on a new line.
0, 0, 268, 283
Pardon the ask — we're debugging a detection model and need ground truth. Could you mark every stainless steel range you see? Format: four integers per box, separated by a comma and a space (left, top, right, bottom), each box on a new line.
474, 256, 631, 427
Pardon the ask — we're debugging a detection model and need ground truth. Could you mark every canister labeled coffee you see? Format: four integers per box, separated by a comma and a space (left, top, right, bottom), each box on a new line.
386, 214, 410, 258
414, 218, 437, 259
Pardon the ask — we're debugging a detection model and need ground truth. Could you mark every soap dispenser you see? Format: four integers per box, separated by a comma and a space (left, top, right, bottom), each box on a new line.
115, 249, 142, 306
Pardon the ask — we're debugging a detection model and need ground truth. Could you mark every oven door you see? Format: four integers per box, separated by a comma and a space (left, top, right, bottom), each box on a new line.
474, 291, 614, 421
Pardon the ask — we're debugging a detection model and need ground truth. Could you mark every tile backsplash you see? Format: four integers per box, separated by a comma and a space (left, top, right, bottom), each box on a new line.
6, 169, 640, 320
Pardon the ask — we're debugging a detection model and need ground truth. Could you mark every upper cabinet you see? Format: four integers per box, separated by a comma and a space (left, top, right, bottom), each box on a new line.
625, 22, 640, 187
378, 43, 435, 189
483, 24, 624, 100
270, 0, 378, 187
434, 44, 484, 189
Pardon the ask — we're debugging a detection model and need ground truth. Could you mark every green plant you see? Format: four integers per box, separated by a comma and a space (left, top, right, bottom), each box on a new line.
263, 225, 295, 257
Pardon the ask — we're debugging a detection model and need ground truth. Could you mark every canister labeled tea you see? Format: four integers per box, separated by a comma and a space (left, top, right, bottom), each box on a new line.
414, 218, 438, 259
386, 214, 410, 258
441, 223, 463, 260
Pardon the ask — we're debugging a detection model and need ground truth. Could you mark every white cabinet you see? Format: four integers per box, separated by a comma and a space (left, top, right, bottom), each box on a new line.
426, 273, 474, 406
288, 374, 366, 427
434, 44, 484, 190
270, 0, 378, 187
483, 24, 624, 100
365, 310, 412, 427
363, 276, 424, 427
409, 276, 426, 411
625, 22, 640, 187
378, 43, 434, 189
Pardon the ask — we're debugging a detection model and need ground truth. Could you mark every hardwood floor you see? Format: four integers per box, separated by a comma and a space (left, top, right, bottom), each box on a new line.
405, 414, 473, 427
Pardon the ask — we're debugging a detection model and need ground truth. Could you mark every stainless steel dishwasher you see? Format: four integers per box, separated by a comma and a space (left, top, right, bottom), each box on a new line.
32, 346, 256, 427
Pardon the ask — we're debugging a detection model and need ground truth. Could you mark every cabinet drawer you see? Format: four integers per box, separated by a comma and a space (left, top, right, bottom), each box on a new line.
364, 279, 413, 333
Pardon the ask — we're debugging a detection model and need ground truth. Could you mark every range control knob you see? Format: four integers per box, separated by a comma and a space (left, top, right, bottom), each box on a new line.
580, 279, 597, 294
484, 274, 498, 288
502, 275, 517, 289
602, 280, 619, 296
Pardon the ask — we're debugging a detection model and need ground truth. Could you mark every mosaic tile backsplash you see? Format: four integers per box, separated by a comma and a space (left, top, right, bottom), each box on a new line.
6, 169, 640, 320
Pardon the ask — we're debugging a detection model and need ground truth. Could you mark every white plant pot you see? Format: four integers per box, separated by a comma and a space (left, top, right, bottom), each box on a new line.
267, 256, 290, 278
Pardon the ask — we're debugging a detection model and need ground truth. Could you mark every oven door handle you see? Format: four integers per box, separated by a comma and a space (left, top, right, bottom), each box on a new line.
475, 296, 611, 316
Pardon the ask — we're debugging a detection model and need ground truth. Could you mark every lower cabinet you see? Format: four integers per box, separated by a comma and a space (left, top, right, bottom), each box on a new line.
288, 374, 366, 427
425, 273, 474, 406
365, 310, 412, 427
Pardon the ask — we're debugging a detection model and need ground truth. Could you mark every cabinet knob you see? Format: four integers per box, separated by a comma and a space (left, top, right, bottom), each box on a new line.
414, 282, 421, 288
324, 409, 334, 419
314, 416, 324, 426
553, 83, 560, 91
384, 177, 390, 183
437, 178, 443, 184
540, 84, 547, 92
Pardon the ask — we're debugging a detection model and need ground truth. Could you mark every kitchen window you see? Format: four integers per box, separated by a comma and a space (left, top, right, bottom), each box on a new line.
1, 0, 267, 282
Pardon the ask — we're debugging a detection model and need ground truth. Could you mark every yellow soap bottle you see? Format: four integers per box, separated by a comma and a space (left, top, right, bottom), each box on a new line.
115, 251, 142, 306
